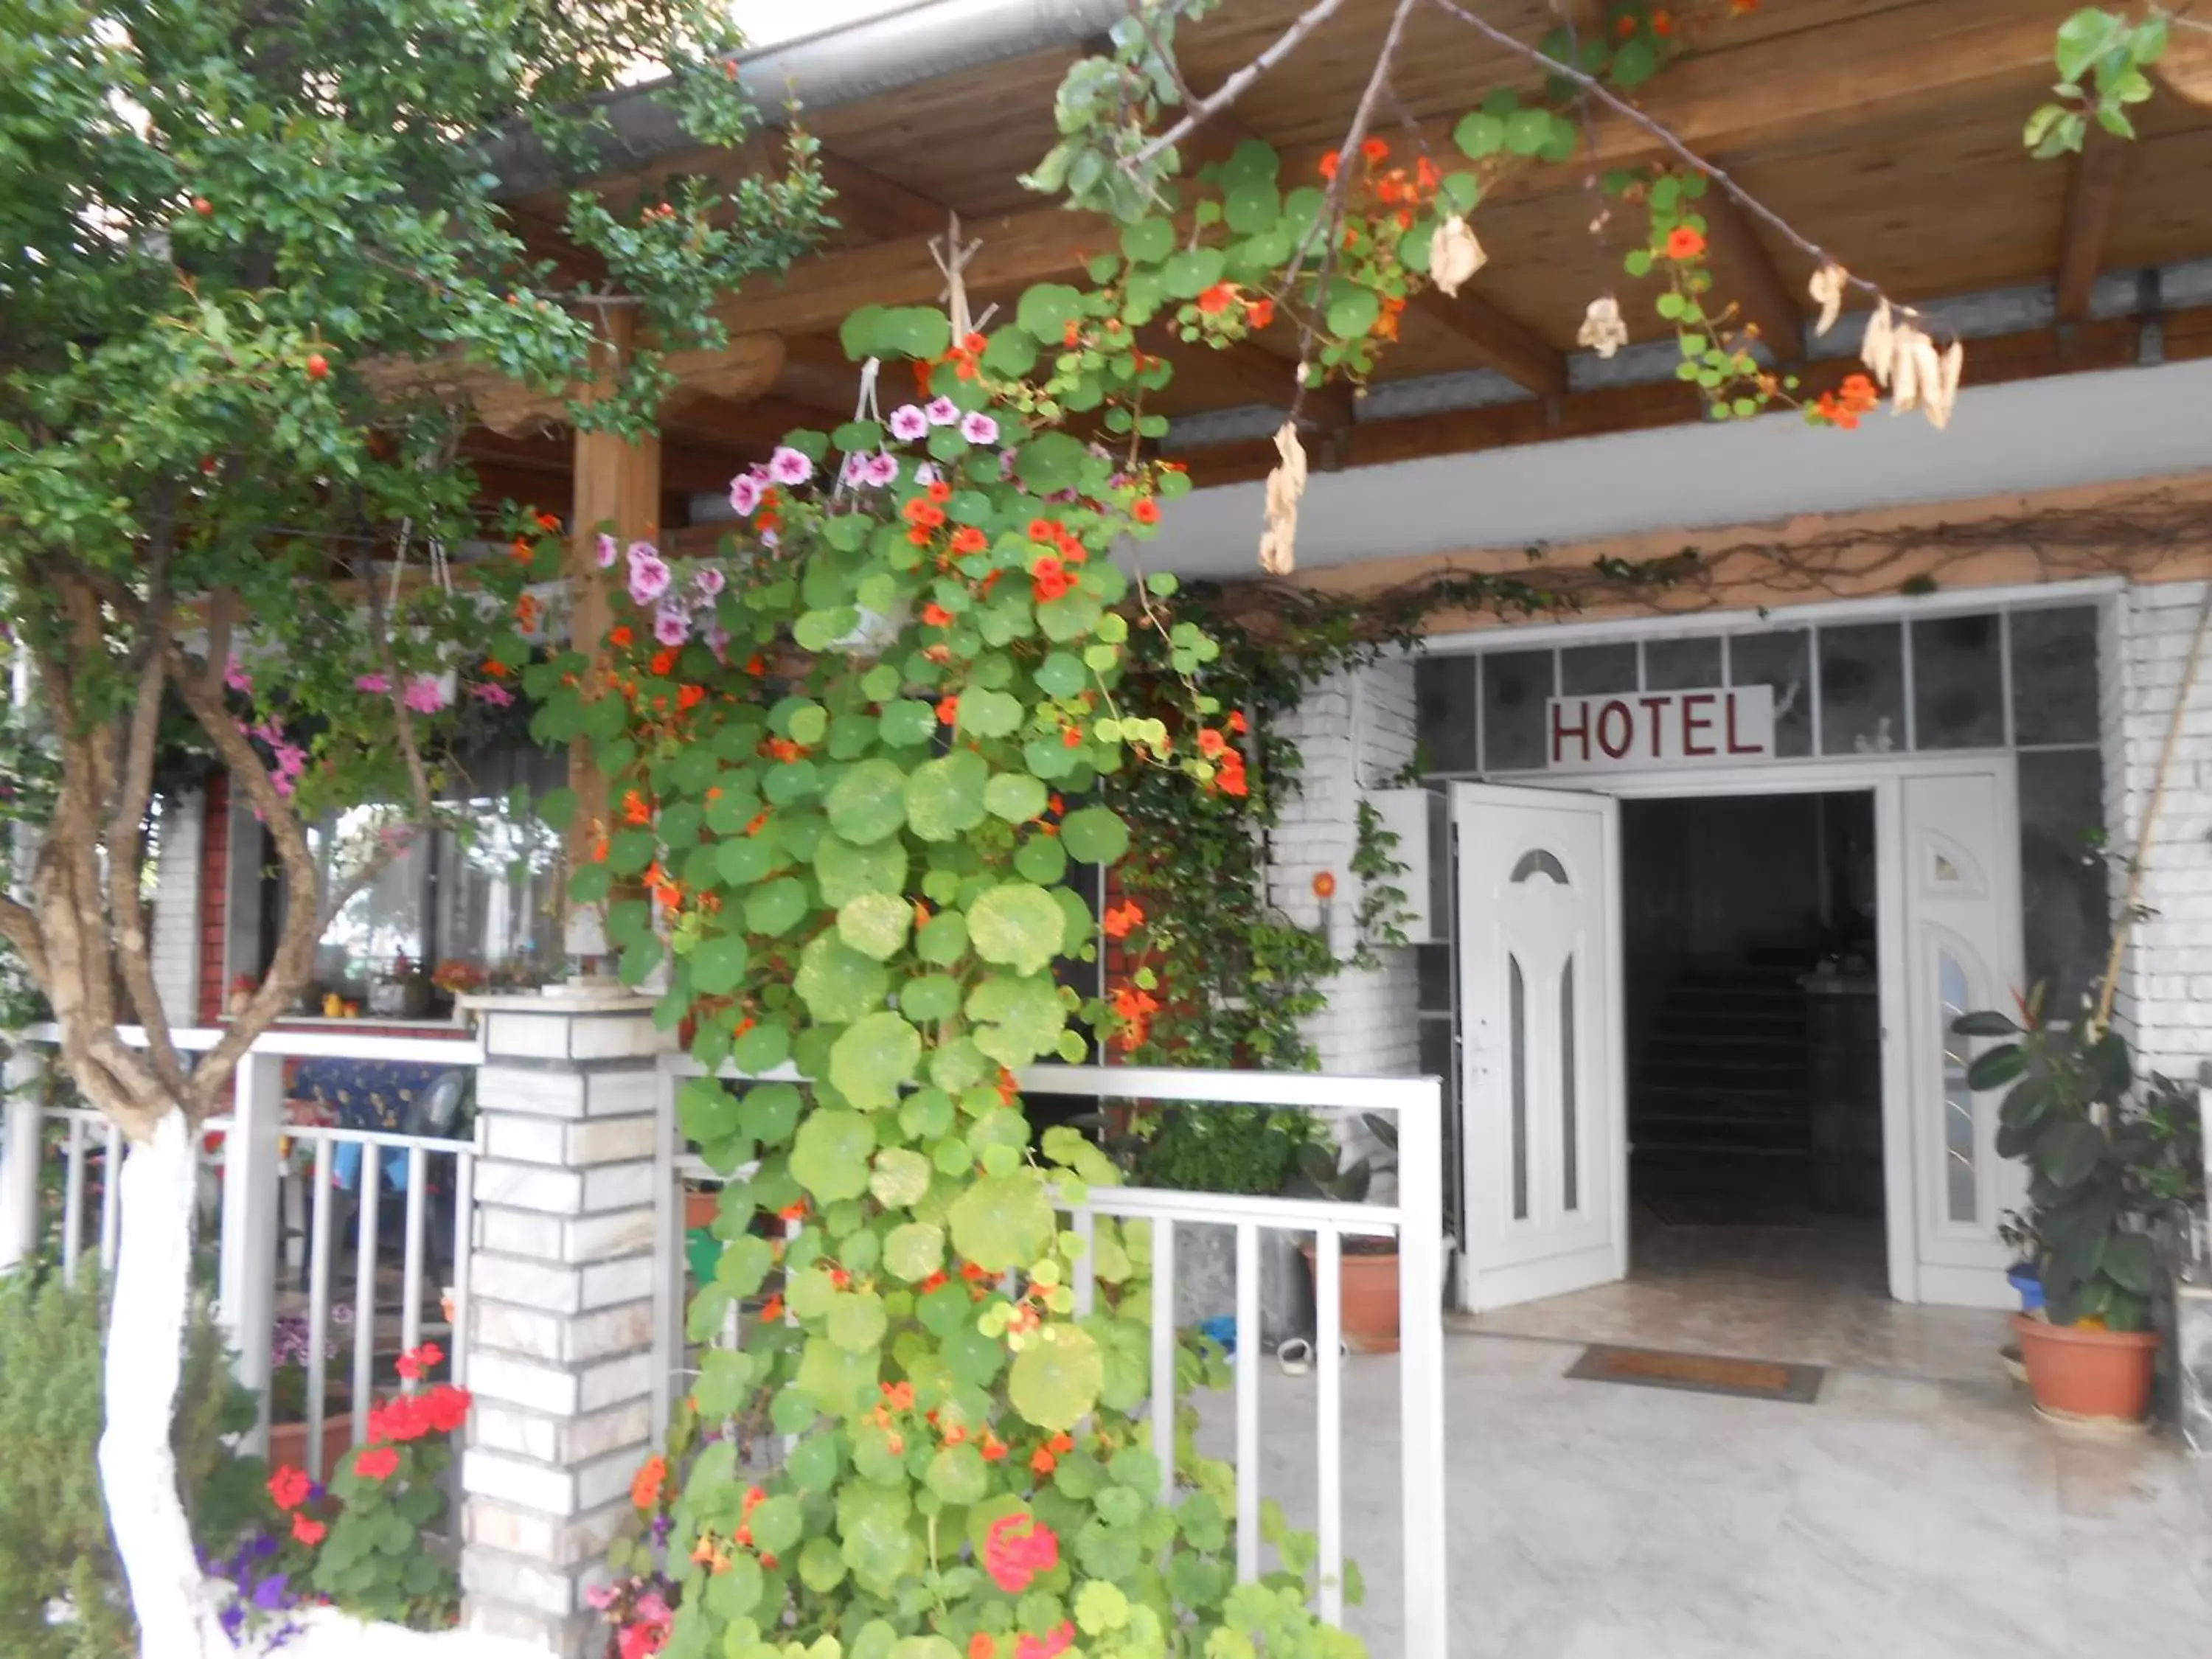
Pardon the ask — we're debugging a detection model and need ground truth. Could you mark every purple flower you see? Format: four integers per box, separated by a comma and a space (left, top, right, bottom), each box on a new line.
653, 607, 690, 647
924, 396, 960, 427
767, 445, 813, 486
401, 675, 447, 714
728, 473, 764, 516
693, 566, 726, 599
960, 410, 1000, 445
251, 1572, 291, 1610
860, 452, 900, 488
627, 549, 671, 607
470, 682, 515, 706
596, 533, 618, 569
888, 405, 929, 442
911, 462, 941, 488
354, 672, 389, 694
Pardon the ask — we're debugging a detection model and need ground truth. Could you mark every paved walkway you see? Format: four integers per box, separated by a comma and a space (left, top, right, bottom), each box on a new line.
1210, 1330, 2212, 1659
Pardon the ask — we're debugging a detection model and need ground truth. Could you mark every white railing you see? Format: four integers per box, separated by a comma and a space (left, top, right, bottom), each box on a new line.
655, 1056, 1450, 1658
1, 1026, 481, 1469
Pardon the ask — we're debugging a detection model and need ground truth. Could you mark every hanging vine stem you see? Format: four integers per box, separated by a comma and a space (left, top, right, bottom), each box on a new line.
1426, 0, 1926, 324
1128, 0, 1358, 167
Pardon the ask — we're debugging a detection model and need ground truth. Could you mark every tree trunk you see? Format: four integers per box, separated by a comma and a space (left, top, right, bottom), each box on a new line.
97, 1109, 552, 1658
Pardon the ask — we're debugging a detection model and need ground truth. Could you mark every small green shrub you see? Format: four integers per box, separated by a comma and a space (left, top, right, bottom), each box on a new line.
1129, 1105, 1329, 1197
0, 1267, 264, 1657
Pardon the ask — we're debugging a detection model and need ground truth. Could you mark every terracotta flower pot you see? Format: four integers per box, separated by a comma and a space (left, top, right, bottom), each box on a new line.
2011, 1312, 2160, 1425
1304, 1243, 1400, 1354
685, 1189, 720, 1233
268, 1413, 357, 1483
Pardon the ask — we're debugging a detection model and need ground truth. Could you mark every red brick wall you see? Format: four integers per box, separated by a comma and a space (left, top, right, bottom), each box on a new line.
195, 773, 231, 1025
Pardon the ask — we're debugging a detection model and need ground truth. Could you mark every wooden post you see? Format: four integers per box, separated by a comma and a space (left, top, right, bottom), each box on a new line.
565, 312, 661, 968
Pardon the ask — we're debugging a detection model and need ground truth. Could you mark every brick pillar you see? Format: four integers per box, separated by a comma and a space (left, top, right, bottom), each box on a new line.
456, 992, 667, 1655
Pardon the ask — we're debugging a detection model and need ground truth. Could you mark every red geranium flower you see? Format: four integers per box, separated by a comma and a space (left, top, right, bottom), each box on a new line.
352, 1445, 400, 1482
394, 1342, 444, 1382
267, 1465, 312, 1512
291, 1514, 327, 1548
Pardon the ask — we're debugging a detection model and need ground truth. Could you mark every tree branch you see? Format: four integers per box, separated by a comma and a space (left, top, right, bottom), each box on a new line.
1129, 0, 1354, 167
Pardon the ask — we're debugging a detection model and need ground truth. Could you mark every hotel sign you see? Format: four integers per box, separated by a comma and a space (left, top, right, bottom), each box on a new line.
1546, 685, 1774, 770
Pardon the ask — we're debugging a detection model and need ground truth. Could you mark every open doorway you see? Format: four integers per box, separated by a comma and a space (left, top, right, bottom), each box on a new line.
1621, 791, 1885, 1292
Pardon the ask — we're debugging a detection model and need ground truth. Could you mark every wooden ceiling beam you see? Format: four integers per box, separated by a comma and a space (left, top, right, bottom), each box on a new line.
1699, 191, 1804, 363
1405, 289, 1566, 397
2056, 131, 2129, 325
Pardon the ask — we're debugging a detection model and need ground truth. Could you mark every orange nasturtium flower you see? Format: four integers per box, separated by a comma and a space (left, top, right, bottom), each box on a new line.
1665, 225, 1706, 261
631, 1454, 667, 1510
1101, 900, 1144, 940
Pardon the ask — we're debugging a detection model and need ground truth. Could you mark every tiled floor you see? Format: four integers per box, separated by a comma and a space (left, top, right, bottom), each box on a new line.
1201, 1225, 2212, 1658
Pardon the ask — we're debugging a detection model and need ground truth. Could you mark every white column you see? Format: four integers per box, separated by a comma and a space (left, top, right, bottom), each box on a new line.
218, 1049, 285, 1453
456, 993, 667, 1658
0, 1048, 45, 1272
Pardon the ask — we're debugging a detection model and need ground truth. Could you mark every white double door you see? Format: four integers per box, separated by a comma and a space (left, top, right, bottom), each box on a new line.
1451, 764, 2023, 1315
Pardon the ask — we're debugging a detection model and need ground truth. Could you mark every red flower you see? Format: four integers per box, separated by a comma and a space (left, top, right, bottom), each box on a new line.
291, 1514, 327, 1548
1318, 150, 1340, 181
632, 1455, 667, 1509
1665, 225, 1706, 261
1027, 518, 1056, 540
936, 695, 960, 726
678, 684, 706, 711
949, 525, 989, 556
394, 1341, 444, 1382
1031, 1446, 1057, 1475
1017, 1625, 1075, 1659
1130, 498, 1160, 526
1060, 726, 1082, 748
1102, 900, 1144, 939
1197, 728, 1228, 758
422, 1384, 473, 1435
1197, 283, 1237, 317
608, 625, 634, 650
902, 498, 947, 530
622, 790, 652, 826
1245, 296, 1276, 330
267, 1466, 312, 1512
352, 1445, 400, 1483
1227, 709, 1248, 734
1030, 556, 1074, 604
922, 602, 953, 628
305, 352, 329, 380
984, 1514, 1060, 1593
970, 1636, 997, 1659
1218, 755, 1249, 798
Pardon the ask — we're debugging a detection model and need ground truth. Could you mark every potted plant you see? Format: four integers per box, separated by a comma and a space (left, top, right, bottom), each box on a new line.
1290, 1113, 1401, 1354
268, 1310, 355, 1479
367, 952, 431, 1018
431, 956, 486, 1019
1961, 1003, 2165, 1426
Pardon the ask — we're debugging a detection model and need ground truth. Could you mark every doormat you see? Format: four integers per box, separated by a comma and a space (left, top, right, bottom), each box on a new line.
1565, 1343, 1825, 1404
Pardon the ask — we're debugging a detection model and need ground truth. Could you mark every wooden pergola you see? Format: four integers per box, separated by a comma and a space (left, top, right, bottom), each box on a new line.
470, 0, 2212, 574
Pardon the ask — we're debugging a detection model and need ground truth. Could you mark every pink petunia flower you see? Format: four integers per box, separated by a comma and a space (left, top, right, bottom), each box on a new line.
585, 1584, 618, 1612
693, 566, 726, 599
354, 673, 390, 694
888, 405, 929, 442
470, 682, 515, 706
924, 396, 960, 427
596, 533, 618, 569
728, 473, 763, 516
860, 452, 900, 488
767, 446, 812, 487
401, 675, 447, 714
705, 622, 730, 662
224, 656, 253, 695
627, 546, 670, 606
960, 410, 1000, 445
653, 607, 690, 648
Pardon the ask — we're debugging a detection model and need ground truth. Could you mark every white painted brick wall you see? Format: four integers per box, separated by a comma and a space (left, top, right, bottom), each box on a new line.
1267, 661, 1424, 1077
2105, 582, 2212, 1079
147, 791, 201, 1026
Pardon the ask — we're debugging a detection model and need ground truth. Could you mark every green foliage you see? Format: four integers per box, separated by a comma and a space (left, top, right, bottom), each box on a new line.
1958, 998, 2194, 1329
1347, 799, 1414, 971
0, 1269, 263, 1657
1128, 1106, 1329, 1198
2028, 8, 2171, 155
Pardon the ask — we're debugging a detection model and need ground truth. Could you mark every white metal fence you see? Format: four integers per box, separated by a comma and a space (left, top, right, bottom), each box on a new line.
656, 1054, 1451, 1656
1, 1026, 480, 1469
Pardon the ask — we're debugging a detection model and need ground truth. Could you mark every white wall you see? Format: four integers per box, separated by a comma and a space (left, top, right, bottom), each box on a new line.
1267, 661, 1423, 1077
147, 791, 203, 1027
2104, 582, 2212, 1081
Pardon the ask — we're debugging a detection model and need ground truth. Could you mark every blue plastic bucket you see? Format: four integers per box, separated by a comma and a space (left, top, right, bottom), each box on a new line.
2006, 1265, 2045, 1312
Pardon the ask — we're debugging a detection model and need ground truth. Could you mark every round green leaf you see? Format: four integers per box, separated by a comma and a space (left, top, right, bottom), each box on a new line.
691, 933, 750, 997
905, 750, 990, 841
838, 891, 915, 959
965, 973, 1068, 1069
1009, 1325, 1105, 1431
830, 1011, 922, 1110
900, 973, 961, 1023
967, 883, 1067, 976
1058, 806, 1129, 865
884, 1221, 945, 1282
871, 1147, 933, 1208
956, 687, 1022, 739
1014, 832, 1068, 886
1118, 218, 1175, 265
1015, 432, 1087, 495
825, 758, 908, 845
815, 834, 908, 907
948, 1169, 1055, 1273
703, 1553, 764, 1621
745, 877, 809, 936
984, 772, 1048, 824
1160, 248, 1226, 299
925, 1442, 990, 1506
826, 1290, 888, 1353
790, 1110, 877, 1203
796, 936, 891, 1023
915, 911, 970, 967
880, 699, 939, 748
798, 1535, 848, 1593
1016, 282, 1085, 341
717, 834, 781, 888
750, 1493, 804, 1556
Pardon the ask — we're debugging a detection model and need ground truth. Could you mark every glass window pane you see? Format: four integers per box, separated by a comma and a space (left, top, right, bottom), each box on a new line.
311, 809, 427, 993
1484, 650, 1554, 773
1912, 613, 2006, 750
1416, 942, 1453, 1012
1941, 950, 1977, 1225
1727, 630, 1814, 757
1819, 622, 1906, 755
2020, 748, 2110, 1018
1561, 956, 1578, 1214
1414, 656, 1481, 773
1645, 636, 1724, 690
1509, 954, 1528, 1221
1510, 849, 1569, 885
2011, 605, 2100, 745
1560, 642, 1638, 695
